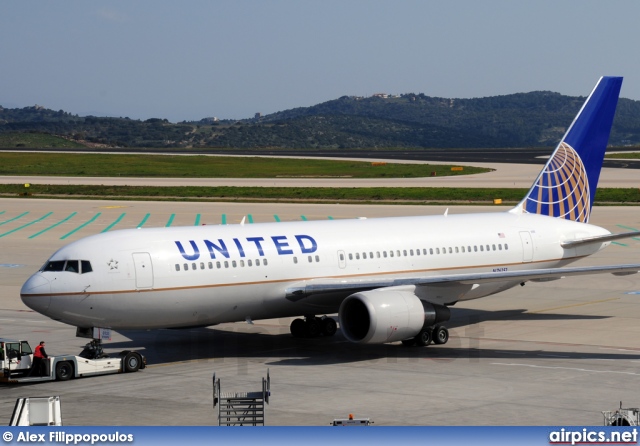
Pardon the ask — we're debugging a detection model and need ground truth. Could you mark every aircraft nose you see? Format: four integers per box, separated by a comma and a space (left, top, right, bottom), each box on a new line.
21, 274, 51, 313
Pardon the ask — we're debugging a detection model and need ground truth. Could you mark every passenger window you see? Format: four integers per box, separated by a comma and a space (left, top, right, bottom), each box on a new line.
505, 244, 509, 250
363, 253, 367, 259
369, 252, 373, 258
184, 263, 188, 270
175, 264, 180, 271
232, 261, 237, 268
216, 261, 221, 269
192, 263, 196, 270
415, 249, 420, 256
256, 259, 261, 266
66, 261, 77, 272
498, 244, 502, 250
308, 256, 312, 263
492, 244, 496, 251
248, 260, 253, 266
200, 262, 205, 270
383, 251, 387, 258
340, 253, 344, 261
264, 259, 268, 266
208, 262, 213, 269
81, 260, 93, 274
390, 251, 394, 258
224, 261, 229, 268
376, 252, 380, 258
356, 253, 360, 260
315, 255, 320, 262
349, 254, 353, 260
436, 248, 440, 254
474, 246, 477, 252
294, 257, 298, 264
455, 247, 459, 253
396, 250, 401, 257
429, 248, 433, 255
480, 246, 484, 252
448, 247, 452, 254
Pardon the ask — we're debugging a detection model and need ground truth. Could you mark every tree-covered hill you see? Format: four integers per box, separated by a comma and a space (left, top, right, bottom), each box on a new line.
2, 90, 640, 148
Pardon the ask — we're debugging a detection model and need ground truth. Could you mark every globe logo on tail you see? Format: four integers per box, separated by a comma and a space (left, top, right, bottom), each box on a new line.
524, 142, 591, 223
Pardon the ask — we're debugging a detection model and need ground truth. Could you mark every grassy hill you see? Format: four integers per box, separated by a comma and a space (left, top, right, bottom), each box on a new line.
2, 91, 640, 149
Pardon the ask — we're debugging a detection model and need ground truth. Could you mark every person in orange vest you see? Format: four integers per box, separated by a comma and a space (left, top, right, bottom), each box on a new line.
29, 341, 49, 377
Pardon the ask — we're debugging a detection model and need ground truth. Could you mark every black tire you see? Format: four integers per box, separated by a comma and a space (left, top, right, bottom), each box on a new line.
321, 318, 338, 336
401, 338, 416, 347
415, 329, 432, 347
290, 319, 306, 337
306, 319, 321, 337
124, 352, 141, 373
55, 361, 73, 381
433, 326, 449, 345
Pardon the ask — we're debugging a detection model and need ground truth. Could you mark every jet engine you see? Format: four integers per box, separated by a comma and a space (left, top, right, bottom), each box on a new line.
338, 290, 450, 344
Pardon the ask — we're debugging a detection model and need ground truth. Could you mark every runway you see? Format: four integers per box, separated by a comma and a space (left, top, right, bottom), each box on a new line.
1, 197, 639, 426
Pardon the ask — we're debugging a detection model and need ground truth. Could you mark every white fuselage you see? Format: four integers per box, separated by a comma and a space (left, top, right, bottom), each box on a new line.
20, 211, 609, 330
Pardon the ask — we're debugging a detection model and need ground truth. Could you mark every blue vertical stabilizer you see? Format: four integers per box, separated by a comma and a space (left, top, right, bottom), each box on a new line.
516, 76, 622, 222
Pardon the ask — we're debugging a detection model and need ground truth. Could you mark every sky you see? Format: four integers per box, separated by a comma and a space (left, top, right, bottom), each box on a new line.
2, 1, 640, 122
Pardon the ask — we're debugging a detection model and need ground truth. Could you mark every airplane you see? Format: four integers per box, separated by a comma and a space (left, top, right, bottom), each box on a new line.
20, 76, 640, 347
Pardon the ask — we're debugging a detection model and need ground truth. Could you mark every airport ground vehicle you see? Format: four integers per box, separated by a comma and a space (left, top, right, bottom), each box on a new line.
0, 338, 145, 384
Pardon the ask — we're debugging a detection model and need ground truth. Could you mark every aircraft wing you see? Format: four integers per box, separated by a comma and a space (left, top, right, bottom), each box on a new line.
561, 231, 640, 248
285, 263, 640, 300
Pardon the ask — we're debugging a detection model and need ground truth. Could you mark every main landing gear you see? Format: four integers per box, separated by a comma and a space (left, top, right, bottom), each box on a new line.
290, 315, 338, 338
401, 325, 449, 347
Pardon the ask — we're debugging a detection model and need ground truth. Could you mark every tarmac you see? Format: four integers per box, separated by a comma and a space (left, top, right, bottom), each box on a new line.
1, 196, 639, 426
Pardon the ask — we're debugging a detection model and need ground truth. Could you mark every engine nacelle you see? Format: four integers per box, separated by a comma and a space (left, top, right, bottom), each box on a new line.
338, 290, 450, 344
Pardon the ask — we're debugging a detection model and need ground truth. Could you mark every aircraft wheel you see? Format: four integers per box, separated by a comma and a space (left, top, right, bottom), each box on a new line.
306, 318, 322, 337
55, 361, 73, 381
415, 329, 432, 347
433, 326, 449, 345
321, 318, 337, 336
401, 338, 416, 347
124, 352, 141, 373
290, 319, 306, 338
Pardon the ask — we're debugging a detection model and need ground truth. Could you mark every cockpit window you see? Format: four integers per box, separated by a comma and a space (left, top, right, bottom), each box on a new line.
42, 260, 66, 272
65, 260, 79, 273
81, 260, 93, 274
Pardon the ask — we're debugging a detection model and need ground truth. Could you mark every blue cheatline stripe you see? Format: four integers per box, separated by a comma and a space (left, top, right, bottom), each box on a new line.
60, 213, 102, 240
617, 224, 640, 241
29, 212, 77, 239
248, 214, 254, 224
0, 211, 29, 227
273, 215, 280, 222
101, 213, 126, 233
0, 212, 53, 238
221, 214, 227, 225
194, 214, 201, 226
137, 213, 150, 228
612, 241, 628, 246
300, 215, 308, 221
165, 214, 175, 227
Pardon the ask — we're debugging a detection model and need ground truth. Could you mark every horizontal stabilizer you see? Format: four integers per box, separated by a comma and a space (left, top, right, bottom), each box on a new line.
561, 231, 640, 248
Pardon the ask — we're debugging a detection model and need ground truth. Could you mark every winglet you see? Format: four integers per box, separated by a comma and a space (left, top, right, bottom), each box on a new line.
514, 76, 623, 223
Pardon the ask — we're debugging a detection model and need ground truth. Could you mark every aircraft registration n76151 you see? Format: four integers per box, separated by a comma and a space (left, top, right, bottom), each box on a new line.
20, 77, 640, 347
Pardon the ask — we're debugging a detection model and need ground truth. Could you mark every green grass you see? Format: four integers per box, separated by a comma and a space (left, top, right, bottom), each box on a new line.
0, 133, 87, 149
0, 152, 491, 178
2, 184, 638, 205
605, 152, 640, 159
